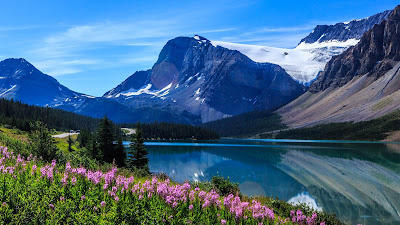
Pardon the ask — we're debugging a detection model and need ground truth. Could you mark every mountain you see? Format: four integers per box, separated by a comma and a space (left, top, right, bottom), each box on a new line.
298, 10, 392, 44
0, 58, 93, 106
0, 58, 150, 123
277, 5, 400, 128
212, 10, 391, 85
104, 35, 305, 123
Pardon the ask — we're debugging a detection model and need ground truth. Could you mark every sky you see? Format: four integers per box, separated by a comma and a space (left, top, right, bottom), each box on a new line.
0, 0, 398, 96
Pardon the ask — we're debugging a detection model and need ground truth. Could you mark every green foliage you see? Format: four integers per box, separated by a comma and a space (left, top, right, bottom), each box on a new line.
67, 135, 73, 152
97, 116, 115, 163
267, 110, 400, 141
114, 137, 126, 167
128, 128, 149, 173
29, 121, 58, 162
211, 176, 240, 196
202, 110, 287, 137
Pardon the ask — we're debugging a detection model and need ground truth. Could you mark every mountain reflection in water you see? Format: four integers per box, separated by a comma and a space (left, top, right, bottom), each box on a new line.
124, 139, 400, 225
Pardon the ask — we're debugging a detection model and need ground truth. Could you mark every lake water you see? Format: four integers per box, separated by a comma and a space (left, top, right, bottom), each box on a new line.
124, 139, 400, 225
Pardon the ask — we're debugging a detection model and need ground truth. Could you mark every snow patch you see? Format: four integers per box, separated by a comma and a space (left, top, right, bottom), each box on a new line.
119, 83, 173, 99
0, 85, 17, 97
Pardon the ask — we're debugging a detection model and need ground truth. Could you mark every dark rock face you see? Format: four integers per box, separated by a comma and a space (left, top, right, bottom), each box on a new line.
105, 35, 306, 123
309, 5, 400, 92
299, 10, 391, 44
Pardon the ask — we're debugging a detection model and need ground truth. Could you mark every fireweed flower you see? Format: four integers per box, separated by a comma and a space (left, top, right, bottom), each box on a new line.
100, 201, 106, 207
81, 195, 86, 200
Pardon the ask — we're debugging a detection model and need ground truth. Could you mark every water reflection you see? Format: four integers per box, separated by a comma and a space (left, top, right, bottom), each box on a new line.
125, 139, 400, 225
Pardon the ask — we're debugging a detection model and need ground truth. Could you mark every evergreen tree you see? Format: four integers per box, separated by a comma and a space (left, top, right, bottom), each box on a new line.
129, 127, 149, 172
90, 138, 101, 160
114, 137, 126, 167
29, 121, 58, 162
67, 135, 73, 152
97, 116, 115, 163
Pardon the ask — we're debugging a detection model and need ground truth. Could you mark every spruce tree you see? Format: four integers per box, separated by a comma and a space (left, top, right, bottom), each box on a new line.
97, 116, 115, 163
67, 135, 73, 152
90, 138, 101, 160
129, 127, 149, 172
29, 121, 58, 162
114, 137, 126, 167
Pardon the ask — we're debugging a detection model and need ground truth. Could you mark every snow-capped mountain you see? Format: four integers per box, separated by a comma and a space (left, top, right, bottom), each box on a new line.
104, 35, 305, 123
0, 58, 95, 106
0, 58, 158, 123
212, 10, 391, 85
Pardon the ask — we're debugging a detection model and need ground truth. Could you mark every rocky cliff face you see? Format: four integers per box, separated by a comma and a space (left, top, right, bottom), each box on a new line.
278, 5, 400, 128
309, 6, 400, 92
299, 10, 392, 44
104, 35, 306, 123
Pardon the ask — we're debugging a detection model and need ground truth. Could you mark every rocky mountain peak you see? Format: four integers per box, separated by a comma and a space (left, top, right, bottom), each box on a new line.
0, 58, 39, 78
309, 5, 400, 92
299, 10, 392, 45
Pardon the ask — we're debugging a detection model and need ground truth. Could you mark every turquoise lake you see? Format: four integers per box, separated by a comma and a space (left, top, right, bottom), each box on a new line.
124, 139, 400, 225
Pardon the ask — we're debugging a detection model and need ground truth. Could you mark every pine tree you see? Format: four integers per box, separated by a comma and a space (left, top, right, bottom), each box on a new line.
114, 137, 126, 167
29, 121, 58, 162
90, 138, 101, 160
97, 116, 115, 163
67, 135, 73, 152
129, 127, 149, 173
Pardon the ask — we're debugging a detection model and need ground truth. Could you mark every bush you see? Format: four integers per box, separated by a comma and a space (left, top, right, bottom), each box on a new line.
211, 175, 240, 196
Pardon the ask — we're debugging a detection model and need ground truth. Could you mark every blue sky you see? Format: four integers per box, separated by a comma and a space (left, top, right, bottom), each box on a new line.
0, 0, 398, 96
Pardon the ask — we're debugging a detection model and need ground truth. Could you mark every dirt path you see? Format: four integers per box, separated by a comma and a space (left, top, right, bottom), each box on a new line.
53, 133, 79, 138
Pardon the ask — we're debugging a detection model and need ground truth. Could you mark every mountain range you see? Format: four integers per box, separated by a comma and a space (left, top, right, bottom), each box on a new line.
0, 5, 399, 128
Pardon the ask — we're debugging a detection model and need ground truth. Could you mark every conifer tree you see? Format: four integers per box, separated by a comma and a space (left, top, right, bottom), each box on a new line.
129, 127, 149, 173
29, 121, 58, 162
97, 116, 115, 163
67, 135, 73, 152
114, 137, 126, 167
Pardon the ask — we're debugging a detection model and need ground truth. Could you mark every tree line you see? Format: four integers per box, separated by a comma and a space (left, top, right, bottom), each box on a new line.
0, 98, 101, 132
122, 121, 220, 140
